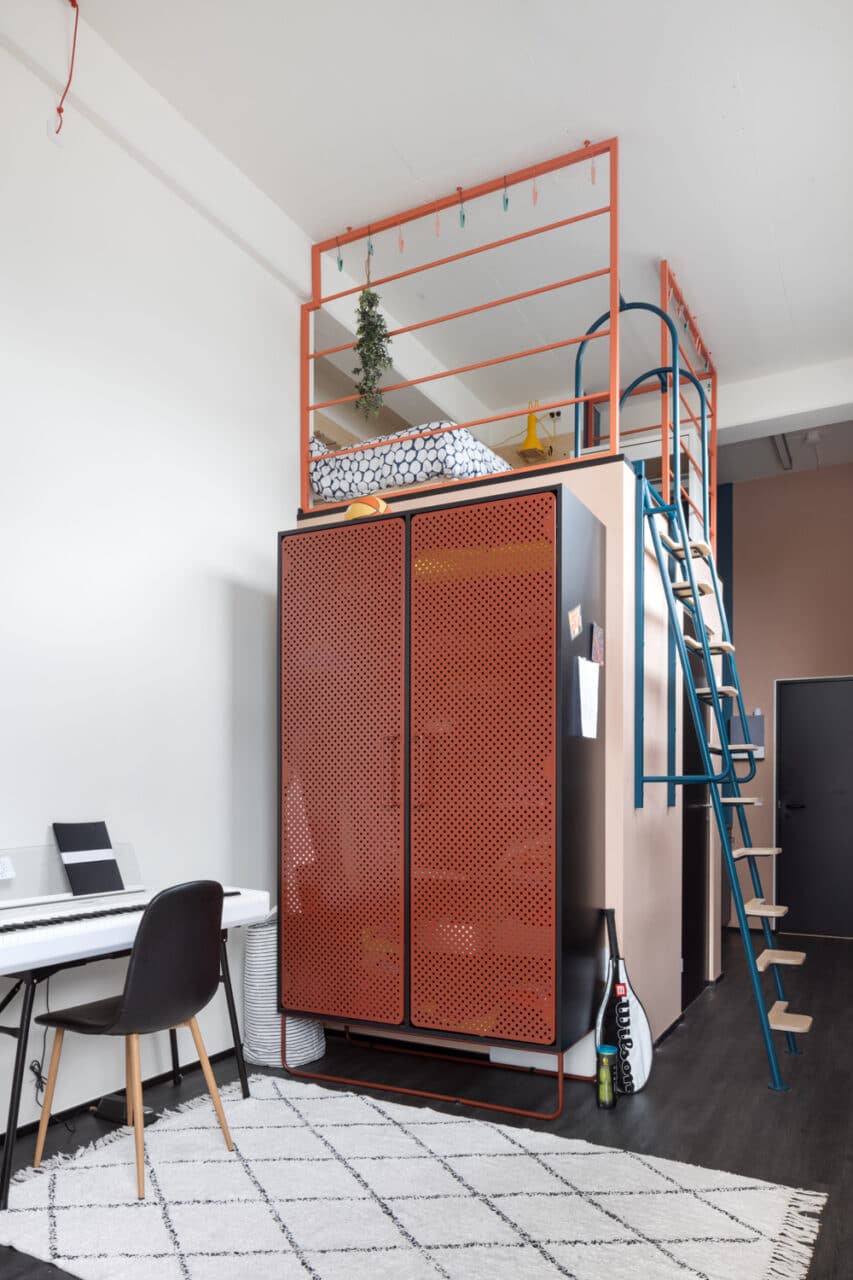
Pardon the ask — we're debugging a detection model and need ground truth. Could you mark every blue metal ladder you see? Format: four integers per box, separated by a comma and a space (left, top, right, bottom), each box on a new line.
574, 300, 812, 1091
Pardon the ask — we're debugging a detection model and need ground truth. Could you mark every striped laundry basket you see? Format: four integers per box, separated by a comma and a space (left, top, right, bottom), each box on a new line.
242, 910, 325, 1068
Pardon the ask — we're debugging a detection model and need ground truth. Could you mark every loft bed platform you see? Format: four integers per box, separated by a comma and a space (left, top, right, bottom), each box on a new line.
297, 446, 626, 521
299, 138, 717, 547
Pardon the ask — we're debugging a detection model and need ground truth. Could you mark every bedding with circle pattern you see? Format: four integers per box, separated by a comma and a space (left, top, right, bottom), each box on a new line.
309, 423, 511, 502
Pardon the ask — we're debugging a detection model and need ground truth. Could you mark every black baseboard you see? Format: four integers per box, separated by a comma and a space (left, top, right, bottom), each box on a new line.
7, 1047, 237, 1141
654, 1015, 683, 1047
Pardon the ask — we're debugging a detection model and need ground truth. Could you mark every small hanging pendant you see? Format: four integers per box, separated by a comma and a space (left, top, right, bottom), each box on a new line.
584, 141, 596, 187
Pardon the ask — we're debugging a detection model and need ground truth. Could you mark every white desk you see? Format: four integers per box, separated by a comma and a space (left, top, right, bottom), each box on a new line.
0, 886, 270, 1208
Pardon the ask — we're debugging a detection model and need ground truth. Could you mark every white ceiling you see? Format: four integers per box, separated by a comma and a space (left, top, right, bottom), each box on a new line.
82, 0, 853, 396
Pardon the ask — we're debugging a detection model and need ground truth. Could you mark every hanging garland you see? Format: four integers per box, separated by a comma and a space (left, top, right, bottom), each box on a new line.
353, 244, 393, 419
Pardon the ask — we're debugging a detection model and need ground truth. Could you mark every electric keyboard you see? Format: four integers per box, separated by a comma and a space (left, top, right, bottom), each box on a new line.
0, 887, 270, 977
0, 901, 150, 935
0, 890, 243, 935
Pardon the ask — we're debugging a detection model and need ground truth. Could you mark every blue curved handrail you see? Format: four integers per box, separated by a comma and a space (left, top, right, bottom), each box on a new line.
573, 299, 695, 534
619, 363, 709, 539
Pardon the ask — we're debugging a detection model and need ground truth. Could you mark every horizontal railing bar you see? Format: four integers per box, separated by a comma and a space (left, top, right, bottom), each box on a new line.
644, 774, 721, 784
308, 329, 609, 412
619, 424, 663, 438
315, 138, 617, 254
310, 392, 604, 461
315, 206, 610, 307
309, 267, 610, 361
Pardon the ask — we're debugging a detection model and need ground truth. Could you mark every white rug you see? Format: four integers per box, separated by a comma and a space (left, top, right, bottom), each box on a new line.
1, 1073, 824, 1280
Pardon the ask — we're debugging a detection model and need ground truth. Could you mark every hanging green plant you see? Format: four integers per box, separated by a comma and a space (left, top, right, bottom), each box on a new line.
353, 287, 393, 419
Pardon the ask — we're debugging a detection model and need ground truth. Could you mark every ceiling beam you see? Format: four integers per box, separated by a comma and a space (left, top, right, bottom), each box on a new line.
717, 354, 853, 444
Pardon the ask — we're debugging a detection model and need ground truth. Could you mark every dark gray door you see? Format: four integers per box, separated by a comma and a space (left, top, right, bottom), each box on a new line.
777, 677, 853, 937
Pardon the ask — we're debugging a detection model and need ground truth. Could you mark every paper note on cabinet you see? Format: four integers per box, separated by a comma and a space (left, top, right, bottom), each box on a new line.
570, 656, 600, 738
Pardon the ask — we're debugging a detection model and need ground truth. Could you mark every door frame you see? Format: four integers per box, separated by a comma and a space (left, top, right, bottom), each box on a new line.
681, 619, 709, 1010
774, 674, 853, 932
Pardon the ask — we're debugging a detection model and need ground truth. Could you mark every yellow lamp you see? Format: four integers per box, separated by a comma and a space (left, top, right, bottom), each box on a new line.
517, 401, 547, 464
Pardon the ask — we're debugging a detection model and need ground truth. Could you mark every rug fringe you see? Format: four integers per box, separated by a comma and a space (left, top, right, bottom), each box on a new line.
11, 1121, 131, 1187
765, 1187, 827, 1280
10, 1082, 253, 1189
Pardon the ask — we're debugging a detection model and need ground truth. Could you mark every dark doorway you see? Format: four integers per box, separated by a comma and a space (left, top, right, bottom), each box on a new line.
777, 677, 853, 938
682, 625, 709, 1009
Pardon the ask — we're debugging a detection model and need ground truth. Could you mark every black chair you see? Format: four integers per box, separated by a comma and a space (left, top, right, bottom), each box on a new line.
33, 881, 233, 1198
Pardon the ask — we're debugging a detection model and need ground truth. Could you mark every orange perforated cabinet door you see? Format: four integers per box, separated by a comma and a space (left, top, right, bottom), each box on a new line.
410, 492, 559, 1045
279, 518, 406, 1025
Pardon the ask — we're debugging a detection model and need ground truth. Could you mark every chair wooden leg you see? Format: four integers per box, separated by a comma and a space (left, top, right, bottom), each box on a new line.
125, 1037, 133, 1126
128, 1034, 145, 1199
188, 1016, 233, 1151
33, 1029, 64, 1169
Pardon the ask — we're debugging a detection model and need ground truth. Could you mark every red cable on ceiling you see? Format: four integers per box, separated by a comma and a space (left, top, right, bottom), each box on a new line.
55, 0, 80, 134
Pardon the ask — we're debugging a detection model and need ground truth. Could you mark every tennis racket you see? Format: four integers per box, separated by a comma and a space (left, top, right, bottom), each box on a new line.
595, 908, 654, 1093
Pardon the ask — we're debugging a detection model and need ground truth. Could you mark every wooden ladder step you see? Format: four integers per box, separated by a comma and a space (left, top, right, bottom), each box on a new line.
768, 1001, 813, 1034
684, 636, 735, 654
661, 533, 713, 560
709, 743, 759, 754
756, 948, 806, 972
697, 685, 739, 699
672, 580, 714, 598
744, 898, 789, 919
733, 846, 781, 859
721, 796, 762, 806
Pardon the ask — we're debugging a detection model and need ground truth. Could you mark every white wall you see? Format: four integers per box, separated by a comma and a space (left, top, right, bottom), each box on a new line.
0, 20, 303, 1130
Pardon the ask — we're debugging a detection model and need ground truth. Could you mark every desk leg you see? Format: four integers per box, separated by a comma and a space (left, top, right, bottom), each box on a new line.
169, 1029, 182, 1086
0, 974, 36, 1211
220, 936, 249, 1099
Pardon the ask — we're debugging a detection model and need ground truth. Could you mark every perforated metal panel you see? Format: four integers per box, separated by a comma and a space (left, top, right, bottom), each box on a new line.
409, 493, 558, 1044
280, 518, 406, 1024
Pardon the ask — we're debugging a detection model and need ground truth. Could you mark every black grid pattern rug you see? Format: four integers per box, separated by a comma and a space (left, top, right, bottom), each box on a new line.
1, 1074, 824, 1279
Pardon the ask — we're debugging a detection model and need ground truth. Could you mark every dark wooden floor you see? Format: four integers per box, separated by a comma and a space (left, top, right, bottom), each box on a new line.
3, 931, 849, 1278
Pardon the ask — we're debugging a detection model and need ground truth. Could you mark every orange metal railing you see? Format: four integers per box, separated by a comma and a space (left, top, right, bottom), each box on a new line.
300, 138, 620, 513
660, 260, 718, 547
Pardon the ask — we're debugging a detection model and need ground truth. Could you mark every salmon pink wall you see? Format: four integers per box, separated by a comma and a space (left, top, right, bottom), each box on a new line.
732, 462, 853, 878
